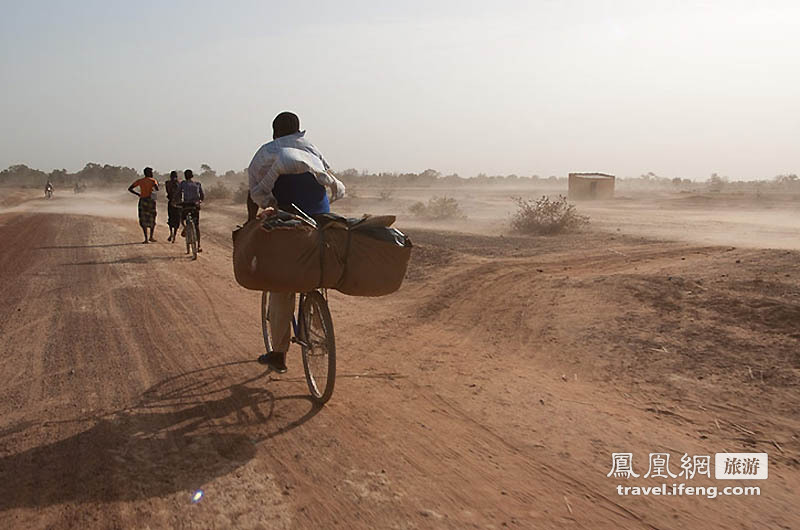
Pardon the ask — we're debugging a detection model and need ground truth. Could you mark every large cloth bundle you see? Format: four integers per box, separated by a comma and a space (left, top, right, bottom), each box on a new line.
232, 211, 412, 296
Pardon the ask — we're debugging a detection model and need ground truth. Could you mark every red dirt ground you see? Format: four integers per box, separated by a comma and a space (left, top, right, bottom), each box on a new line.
0, 194, 798, 529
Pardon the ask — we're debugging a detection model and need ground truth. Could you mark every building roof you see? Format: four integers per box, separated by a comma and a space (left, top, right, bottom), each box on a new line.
569, 172, 615, 179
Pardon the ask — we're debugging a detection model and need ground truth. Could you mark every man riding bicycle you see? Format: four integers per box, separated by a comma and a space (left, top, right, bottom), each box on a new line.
44, 180, 53, 198
247, 111, 345, 373
179, 169, 205, 253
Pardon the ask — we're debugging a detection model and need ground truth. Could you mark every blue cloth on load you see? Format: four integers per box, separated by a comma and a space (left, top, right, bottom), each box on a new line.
272, 172, 329, 215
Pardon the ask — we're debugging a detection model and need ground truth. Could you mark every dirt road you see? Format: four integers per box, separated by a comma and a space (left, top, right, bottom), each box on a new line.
0, 197, 798, 529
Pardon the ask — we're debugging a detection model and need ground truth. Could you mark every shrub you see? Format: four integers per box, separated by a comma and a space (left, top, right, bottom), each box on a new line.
204, 181, 231, 201
233, 182, 249, 203
510, 195, 588, 235
378, 188, 394, 201
409, 196, 465, 220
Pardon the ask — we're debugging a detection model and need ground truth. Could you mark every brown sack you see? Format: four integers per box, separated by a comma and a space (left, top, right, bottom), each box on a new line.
232, 218, 345, 293
232, 213, 411, 296
333, 226, 412, 297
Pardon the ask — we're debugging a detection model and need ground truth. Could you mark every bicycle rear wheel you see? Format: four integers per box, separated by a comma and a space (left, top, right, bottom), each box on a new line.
299, 290, 336, 404
186, 218, 198, 259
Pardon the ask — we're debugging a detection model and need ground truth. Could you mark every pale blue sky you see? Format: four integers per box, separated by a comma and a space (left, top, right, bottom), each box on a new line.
1, 0, 798, 179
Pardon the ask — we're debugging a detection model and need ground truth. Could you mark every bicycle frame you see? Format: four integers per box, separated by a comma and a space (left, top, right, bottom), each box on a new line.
289, 290, 327, 349
290, 294, 307, 348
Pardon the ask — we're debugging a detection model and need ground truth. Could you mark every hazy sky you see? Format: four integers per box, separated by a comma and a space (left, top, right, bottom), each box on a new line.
1, 0, 798, 179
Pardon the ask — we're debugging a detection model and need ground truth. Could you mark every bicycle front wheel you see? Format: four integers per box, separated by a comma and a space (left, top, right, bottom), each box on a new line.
260, 291, 275, 354
300, 291, 336, 404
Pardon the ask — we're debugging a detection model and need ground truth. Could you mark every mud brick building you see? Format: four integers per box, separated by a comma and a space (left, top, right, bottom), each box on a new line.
568, 172, 615, 200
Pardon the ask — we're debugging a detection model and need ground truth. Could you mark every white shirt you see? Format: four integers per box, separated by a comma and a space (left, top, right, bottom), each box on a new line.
247, 131, 345, 208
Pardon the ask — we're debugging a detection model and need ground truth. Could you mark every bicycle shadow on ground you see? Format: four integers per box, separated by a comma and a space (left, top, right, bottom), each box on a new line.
0, 360, 321, 511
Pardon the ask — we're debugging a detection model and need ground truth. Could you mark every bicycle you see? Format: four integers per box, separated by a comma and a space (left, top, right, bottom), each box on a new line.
182, 203, 200, 260
261, 289, 336, 405
45, 188, 53, 199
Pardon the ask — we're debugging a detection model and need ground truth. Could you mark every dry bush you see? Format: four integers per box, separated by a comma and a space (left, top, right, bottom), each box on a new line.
409, 196, 465, 220
204, 181, 232, 201
378, 188, 394, 201
510, 195, 588, 235
233, 182, 249, 203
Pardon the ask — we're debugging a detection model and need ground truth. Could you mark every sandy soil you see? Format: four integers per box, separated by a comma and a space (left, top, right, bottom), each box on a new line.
0, 190, 798, 529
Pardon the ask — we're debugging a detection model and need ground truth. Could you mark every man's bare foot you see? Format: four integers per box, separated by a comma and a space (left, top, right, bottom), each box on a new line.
149, 237, 156, 242
142, 240, 148, 244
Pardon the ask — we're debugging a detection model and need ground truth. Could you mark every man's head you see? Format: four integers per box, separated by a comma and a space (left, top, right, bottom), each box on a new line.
169, 170, 178, 181
184, 169, 194, 180
272, 111, 300, 139
144, 167, 153, 178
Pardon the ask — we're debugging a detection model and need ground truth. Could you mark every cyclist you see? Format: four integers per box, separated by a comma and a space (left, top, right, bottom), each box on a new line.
247, 111, 345, 372
128, 167, 159, 243
165, 170, 181, 243
44, 180, 53, 198
179, 169, 204, 253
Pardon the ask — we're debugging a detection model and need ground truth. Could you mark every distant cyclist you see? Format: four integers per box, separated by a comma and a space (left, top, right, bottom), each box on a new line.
179, 169, 204, 252
247, 111, 345, 372
44, 180, 53, 198
128, 167, 159, 243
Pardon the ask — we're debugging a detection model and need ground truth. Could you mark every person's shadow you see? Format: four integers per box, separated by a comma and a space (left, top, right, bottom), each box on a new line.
0, 361, 320, 510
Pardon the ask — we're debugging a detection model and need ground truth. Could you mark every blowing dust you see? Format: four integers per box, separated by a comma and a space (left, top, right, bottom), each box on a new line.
1, 190, 143, 221
336, 188, 800, 250
2, 186, 798, 250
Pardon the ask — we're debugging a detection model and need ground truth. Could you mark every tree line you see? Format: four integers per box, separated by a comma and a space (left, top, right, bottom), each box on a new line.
0, 163, 245, 188
1, 162, 797, 192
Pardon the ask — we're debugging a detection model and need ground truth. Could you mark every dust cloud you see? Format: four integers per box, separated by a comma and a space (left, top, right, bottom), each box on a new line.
3, 186, 798, 250
1, 190, 140, 221
336, 187, 800, 250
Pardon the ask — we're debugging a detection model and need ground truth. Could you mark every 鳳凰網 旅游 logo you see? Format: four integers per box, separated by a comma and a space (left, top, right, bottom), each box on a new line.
608, 452, 767, 480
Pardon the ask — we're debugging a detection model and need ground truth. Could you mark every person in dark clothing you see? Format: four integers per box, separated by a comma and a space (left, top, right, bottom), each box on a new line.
165, 171, 181, 243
